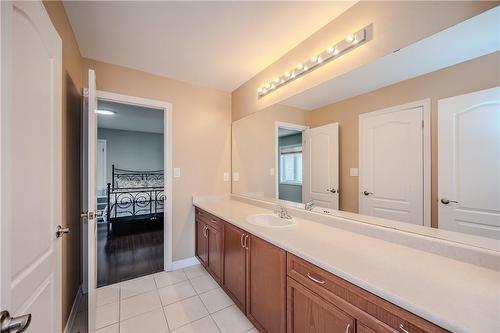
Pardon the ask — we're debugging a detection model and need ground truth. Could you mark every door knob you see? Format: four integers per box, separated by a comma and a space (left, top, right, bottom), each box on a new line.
363, 190, 373, 196
326, 188, 337, 194
56, 225, 70, 238
1, 311, 31, 333
440, 198, 459, 205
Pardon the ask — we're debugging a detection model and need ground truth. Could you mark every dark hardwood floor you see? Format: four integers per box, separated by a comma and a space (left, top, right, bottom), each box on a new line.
97, 222, 164, 287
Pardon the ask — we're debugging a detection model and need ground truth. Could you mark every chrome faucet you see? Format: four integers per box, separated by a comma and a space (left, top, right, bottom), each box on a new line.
274, 205, 292, 219
305, 200, 315, 211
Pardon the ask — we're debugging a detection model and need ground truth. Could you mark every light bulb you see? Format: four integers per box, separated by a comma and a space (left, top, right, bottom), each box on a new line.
333, 48, 339, 55
310, 56, 318, 62
296, 64, 304, 70
346, 35, 354, 43
327, 46, 334, 53
285, 72, 291, 78
317, 56, 323, 64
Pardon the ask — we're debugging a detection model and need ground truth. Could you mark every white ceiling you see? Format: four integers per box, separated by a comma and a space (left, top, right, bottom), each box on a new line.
63, 1, 356, 91
282, 6, 500, 110
97, 100, 164, 134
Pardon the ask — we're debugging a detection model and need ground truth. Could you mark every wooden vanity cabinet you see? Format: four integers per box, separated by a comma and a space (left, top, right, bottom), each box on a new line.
287, 277, 355, 333
195, 208, 223, 282
222, 222, 247, 311
287, 254, 448, 333
247, 235, 287, 333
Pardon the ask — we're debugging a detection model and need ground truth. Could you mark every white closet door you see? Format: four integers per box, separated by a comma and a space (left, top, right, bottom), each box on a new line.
359, 106, 424, 225
303, 122, 339, 209
438, 87, 500, 239
0, 1, 62, 332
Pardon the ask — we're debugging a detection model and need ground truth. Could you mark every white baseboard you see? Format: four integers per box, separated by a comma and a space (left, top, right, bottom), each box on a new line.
64, 285, 82, 333
170, 256, 200, 271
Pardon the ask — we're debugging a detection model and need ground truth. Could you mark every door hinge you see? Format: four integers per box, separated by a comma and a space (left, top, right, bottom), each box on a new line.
422, 120, 424, 128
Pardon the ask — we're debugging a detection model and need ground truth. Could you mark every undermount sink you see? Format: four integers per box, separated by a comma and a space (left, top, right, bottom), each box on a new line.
246, 213, 297, 228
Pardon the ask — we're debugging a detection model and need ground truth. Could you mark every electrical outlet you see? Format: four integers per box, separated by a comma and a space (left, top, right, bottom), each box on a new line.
174, 168, 181, 178
350, 168, 358, 177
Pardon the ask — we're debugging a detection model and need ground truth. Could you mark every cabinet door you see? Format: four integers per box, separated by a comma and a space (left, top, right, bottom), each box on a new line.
247, 235, 286, 333
287, 277, 355, 333
223, 223, 247, 311
207, 224, 222, 283
196, 220, 208, 266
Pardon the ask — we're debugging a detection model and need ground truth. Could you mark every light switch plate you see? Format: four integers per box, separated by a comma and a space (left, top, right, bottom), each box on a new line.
270, 168, 275, 176
350, 168, 358, 177
233, 172, 239, 181
174, 168, 181, 178
223, 172, 229, 182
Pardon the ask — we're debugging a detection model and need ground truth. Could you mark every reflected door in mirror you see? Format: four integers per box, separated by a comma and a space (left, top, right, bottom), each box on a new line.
438, 87, 500, 239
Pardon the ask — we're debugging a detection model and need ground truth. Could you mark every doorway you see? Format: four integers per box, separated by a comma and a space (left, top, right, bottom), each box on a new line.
83, 89, 173, 291
275, 122, 307, 203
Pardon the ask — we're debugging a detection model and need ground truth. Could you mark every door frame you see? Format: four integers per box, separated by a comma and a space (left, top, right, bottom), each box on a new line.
89, 90, 174, 273
358, 99, 431, 227
274, 121, 308, 200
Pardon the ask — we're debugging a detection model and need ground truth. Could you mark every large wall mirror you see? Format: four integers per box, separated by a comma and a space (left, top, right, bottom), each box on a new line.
232, 8, 500, 242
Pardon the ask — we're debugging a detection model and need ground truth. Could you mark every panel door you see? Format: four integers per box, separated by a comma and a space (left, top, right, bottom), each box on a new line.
359, 106, 424, 225
247, 236, 286, 333
0, 1, 62, 331
196, 220, 208, 266
207, 224, 222, 282
86, 69, 98, 332
222, 223, 247, 312
287, 278, 354, 333
438, 87, 500, 238
303, 123, 339, 209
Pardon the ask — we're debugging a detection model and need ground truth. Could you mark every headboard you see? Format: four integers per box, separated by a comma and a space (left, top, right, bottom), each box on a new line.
111, 164, 164, 190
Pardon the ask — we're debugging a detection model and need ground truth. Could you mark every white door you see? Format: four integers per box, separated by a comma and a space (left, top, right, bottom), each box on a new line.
302, 123, 339, 209
359, 105, 424, 225
438, 87, 500, 239
0, 1, 62, 332
96, 139, 107, 196
86, 69, 98, 332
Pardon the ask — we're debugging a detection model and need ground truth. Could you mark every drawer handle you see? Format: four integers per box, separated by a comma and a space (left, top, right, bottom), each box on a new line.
399, 324, 411, 333
211, 218, 217, 223
307, 273, 325, 285
345, 323, 351, 333
240, 233, 245, 248
244, 235, 249, 250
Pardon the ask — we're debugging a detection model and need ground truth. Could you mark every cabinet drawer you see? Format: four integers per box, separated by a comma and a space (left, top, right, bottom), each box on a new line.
195, 207, 223, 231
287, 254, 448, 333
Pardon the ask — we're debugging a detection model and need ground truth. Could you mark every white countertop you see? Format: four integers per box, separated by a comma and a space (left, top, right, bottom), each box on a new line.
193, 195, 500, 333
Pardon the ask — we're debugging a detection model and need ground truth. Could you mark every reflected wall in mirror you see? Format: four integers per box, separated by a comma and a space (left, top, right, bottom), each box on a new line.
231, 7, 500, 240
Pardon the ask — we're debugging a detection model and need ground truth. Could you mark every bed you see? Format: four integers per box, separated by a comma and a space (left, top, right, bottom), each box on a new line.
105, 164, 165, 237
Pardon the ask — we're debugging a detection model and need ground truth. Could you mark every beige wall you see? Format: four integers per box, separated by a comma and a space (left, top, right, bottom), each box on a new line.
232, 1, 497, 121
42, 1, 83, 329
232, 104, 307, 198
308, 52, 500, 228
82, 58, 232, 261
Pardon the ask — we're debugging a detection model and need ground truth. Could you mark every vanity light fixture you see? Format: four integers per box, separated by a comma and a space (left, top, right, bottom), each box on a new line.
257, 25, 371, 98
95, 109, 116, 116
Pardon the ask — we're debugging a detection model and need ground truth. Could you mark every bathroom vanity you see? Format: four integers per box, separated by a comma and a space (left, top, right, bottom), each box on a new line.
193, 196, 499, 333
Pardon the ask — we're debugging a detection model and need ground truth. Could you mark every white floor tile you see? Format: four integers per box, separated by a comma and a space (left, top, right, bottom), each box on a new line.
189, 275, 218, 294
245, 328, 259, 333
120, 290, 162, 320
95, 302, 119, 330
199, 288, 233, 313
183, 265, 209, 280
172, 316, 220, 333
121, 275, 157, 299
163, 296, 209, 330
211, 305, 253, 333
95, 323, 119, 333
154, 270, 188, 288
120, 308, 169, 333
97, 284, 120, 307
158, 280, 197, 306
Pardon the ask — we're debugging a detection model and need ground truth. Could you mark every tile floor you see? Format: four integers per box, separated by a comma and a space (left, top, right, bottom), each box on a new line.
71, 264, 257, 333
